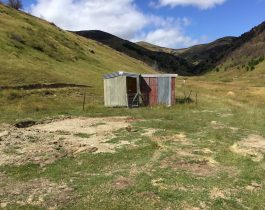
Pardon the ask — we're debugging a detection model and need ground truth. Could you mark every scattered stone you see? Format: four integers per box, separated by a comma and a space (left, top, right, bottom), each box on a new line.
125, 126, 138, 132
0, 203, 7, 208
210, 187, 226, 200
0, 131, 9, 138
246, 181, 262, 191
227, 91, 235, 96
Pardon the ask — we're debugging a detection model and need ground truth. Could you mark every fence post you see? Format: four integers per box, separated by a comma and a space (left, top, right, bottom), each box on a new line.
83, 93, 86, 111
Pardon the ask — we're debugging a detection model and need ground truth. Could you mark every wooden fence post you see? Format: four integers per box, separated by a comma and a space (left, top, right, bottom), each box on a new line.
83, 93, 86, 111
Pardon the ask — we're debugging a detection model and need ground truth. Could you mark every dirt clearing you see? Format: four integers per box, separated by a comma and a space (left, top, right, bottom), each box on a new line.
230, 134, 265, 162
0, 117, 135, 166
0, 172, 73, 209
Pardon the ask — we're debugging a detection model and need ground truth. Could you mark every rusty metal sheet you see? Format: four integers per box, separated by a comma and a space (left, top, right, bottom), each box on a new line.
149, 78, 158, 106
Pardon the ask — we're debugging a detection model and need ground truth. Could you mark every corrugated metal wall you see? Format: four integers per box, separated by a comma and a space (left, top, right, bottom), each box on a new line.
171, 78, 176, 105
104, 75, 176, 107
141, 76, 176, 106
104, 76, 127, 107
158, 77, 171, 105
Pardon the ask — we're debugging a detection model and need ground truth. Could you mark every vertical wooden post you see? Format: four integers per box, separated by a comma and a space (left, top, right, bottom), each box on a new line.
83, 93, 86, 111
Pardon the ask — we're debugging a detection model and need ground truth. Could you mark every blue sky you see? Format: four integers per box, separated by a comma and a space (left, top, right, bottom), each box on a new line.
21, 0, 265, 48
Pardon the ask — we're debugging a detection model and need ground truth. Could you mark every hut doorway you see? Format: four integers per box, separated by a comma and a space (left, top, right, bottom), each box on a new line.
126, 77, 139, 107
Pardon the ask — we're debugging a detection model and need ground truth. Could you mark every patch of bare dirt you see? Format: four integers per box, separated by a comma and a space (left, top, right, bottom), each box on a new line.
209, 187, 241, 202
181, 202, 207, 210
245, 181, 262, 191
211, 121, 239, 131
0, 173, 73, 209
210, 187, 227, 200
149, 132, 193, 146
0, 117, 133, 166
161, 158, 219, 177
112, 176, 133, 190
137, 191, 160, 202
230, 134, 265, 162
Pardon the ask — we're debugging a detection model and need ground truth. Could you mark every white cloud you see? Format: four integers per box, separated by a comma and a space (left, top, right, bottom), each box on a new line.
133, 17, 199, 48
30, 0, 148, 39
156, 0, 226, 9
136, 28, 198, 48
30, 0, 200, 48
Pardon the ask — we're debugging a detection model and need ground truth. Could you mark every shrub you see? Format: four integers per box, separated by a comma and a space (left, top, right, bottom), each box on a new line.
10, 32, 25, 44
6, 0, 22, 10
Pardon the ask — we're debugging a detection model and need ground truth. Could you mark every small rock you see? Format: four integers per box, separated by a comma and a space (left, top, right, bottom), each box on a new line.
251, 181, 262, 188
125, 126, 138, 132
227, 91, 235, 96
246, 185, 255, 191
0, 131, 9, 138
0, 203, 8, 208
90, 147, 98, 153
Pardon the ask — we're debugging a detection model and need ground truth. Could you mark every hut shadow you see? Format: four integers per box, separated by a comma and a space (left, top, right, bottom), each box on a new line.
175, 97, 194, 104
140, 78, 151, 106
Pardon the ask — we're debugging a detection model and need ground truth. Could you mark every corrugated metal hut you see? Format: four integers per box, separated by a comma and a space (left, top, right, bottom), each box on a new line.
104, 72, 141, 107
103, 72, 178, 107
141, 74, 177, 106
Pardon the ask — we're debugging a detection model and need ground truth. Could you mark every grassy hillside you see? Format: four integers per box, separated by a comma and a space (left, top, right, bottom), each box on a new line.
75, 30, 194, 76
136, 41, 175, 54
0, 4, 155, 90
217, 22, 265, 72
0, 4, 156, 120
174, 37, 236, 74
138, 21, 265, 77
138, 37, 236, 74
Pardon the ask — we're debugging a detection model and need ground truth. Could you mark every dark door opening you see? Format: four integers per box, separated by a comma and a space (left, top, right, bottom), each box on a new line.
126, 77, 139, 107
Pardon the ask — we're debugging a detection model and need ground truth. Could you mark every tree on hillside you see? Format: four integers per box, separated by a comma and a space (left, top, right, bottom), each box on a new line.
6, 0, 22, 10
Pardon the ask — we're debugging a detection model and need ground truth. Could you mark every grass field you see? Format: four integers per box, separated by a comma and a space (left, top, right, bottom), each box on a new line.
1, 77, 265, 210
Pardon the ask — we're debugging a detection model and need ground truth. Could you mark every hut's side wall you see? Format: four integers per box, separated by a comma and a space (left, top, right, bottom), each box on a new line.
141, 76, 176, 106
104, 76, 127, 107
171, 78, 176, 105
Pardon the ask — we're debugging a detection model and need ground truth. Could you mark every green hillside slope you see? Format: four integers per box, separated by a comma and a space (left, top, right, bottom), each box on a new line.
137, 37, 236, 74
74, 30, 194, 76
0, 4, 154, 89
218, 21, 265, 71
136, 41, 175, 54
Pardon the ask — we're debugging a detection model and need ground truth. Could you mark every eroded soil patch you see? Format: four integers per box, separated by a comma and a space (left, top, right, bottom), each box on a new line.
0, 117, 134, 166
230, 134, 265, 162
0, 173, 73, 209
